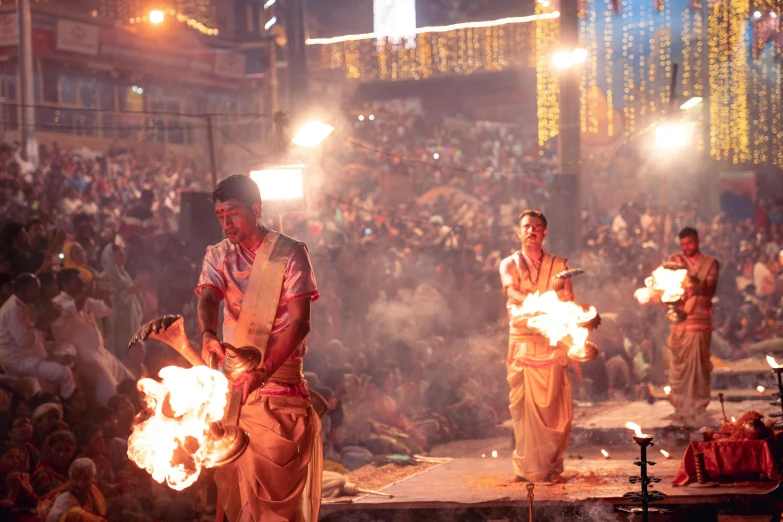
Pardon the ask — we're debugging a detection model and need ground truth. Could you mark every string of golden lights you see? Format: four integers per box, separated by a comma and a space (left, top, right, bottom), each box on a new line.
313, 0, 781, 163
306, 13, 560, 45
319, 19, 538, 82
100, 0, 218, 35
535, 0, 559, 149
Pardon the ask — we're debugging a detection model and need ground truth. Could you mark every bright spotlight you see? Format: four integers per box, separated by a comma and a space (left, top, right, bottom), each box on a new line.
552, 48, 586, 69
553, 50, 573, 69
149, 9, 165, 24
655, 122, 692, 150
369, 114, 375, 121
679, 97, 703, 110
291, 120, 334, 147
249, 166, 304, 200
772, 12, 779, 18
433, 153, 440, 160
264, 0, 276, 7
753, 10, 762, 18
265, 16, 277, 30
358, 115, 365, 121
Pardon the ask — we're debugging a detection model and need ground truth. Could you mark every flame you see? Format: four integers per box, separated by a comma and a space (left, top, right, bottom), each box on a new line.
767, 355, 782, 369
757, 385, 766, 393
660, 449, 670, 458
509, 291, 597, 357
634, 266, 688, 304
625, 421, 648, 437
663, 385, 671, 396
731, 416, 736, 422
128, 366, 229, 490
491, 450, 498, 459
601, 449, 610, 458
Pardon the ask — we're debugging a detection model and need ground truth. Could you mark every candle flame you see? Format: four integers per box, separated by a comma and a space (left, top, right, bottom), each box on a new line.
625, 421, 647, 437
481, 454, 486, 458
663, 385, 671, 396
491, 450, 498, 459
767, 355, 782, 369
660, 449, 670, 458
731, 416, 736, 422
127, 366, 229, 491
758, 385, 766, 393
509, 291, 597, 358
634, 266, 688, 304
601, 449, 610, 458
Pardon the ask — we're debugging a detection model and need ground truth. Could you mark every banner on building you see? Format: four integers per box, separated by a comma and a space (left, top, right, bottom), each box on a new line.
213, 52, 246, 79
0, 13, 18, 47
56, 19, 99, 56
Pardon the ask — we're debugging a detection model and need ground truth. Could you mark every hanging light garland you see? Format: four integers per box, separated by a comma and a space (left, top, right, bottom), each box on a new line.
603, 0, 616, 138
100, 0, 218, 36
535, 0, 560, 149
318, 16, 542, 83
708, 0, 750, 163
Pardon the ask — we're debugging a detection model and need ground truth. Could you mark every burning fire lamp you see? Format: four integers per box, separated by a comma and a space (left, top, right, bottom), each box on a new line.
634, 264, 689, 324
510, 268, 601, 363
617, 422, 671, 521
126, 316, 257, 489
601, 449, 611, 459
766, 355, 783, 427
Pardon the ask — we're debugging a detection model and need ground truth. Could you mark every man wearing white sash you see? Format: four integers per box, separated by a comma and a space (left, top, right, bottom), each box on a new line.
195, 175, 321, 522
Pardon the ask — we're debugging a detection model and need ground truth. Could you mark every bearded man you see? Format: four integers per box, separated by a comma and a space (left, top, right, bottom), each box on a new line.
499, 210, 576, 483
667, 227, 719, 423
196, 175, 321, 522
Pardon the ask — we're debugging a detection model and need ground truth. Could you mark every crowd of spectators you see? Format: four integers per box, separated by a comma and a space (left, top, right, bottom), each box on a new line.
0, 105, 780, 519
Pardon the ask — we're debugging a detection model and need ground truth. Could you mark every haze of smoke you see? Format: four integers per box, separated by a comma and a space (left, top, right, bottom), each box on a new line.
367, 282, 451, 344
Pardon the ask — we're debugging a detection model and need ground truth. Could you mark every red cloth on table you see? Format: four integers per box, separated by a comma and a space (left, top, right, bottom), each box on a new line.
673, 440, 781, 486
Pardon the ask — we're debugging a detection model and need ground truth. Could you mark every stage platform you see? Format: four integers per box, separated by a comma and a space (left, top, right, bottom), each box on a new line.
321, 400, 783, 521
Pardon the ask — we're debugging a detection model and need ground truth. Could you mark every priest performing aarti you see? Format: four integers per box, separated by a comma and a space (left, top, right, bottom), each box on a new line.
499, 210, 599, 483
665, 227, 719, 424
192, 174, 323, 522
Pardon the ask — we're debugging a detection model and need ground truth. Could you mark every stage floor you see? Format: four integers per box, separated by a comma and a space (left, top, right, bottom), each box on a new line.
322, 400, 782, 516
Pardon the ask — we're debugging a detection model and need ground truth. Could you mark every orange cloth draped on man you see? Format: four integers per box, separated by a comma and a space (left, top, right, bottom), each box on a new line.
499, 210, 576, 483
667, 226, 719, 424
196, 175, 322, 522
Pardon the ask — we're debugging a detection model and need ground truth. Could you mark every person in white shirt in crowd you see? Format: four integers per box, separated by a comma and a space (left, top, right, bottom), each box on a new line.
51, 269, 133, 405
0, 274, 76, 399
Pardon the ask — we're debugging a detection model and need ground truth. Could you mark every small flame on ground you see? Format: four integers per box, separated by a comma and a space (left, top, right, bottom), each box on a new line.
491, 450, 498, 459
625, 421, 648, 437
758, 385, 766, 393
128, 366, 229, 491
634, 266, 688, 304
509, 291, 597, 358
663, 385, 671, 396
767, 355, 782, 369
481, 454, 486, 458
731, 416, 736, 422
601, 449, 610, 458
660, 449, 670, 458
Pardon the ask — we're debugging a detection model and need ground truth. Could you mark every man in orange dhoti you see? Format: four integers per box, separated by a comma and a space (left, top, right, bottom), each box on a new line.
499, 210, 576, 483
196, 175, 322, 522
667, 227, 719, 424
